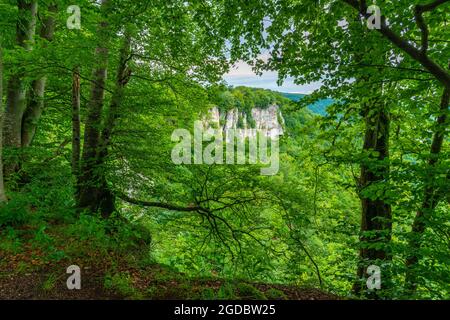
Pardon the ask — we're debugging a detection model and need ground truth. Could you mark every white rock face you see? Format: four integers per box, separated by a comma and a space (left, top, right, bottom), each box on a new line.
203, 105, 284, 139
251, 105, 284, 138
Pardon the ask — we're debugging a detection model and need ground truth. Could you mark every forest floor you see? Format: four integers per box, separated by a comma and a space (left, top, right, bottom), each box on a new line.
0, 221, 339, 300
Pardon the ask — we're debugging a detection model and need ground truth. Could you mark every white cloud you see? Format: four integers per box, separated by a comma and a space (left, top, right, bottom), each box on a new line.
223, 60, 321, 94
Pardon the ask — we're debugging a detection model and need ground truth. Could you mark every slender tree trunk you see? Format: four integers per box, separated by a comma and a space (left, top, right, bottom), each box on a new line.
0, 41, 7, 202
353, 98, 392, 297
71, 66, 81, 196
3, 0, 38, 173
21, 3, 57, 147
95, 31, 132, 217
77, 0, 110, 213
404, 87, 450, 294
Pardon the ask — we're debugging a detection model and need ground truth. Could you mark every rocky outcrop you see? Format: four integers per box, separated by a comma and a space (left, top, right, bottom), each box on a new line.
203, 105, 284, 139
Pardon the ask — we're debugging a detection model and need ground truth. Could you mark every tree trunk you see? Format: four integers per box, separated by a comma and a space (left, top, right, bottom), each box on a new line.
95, 31, 132, 218
353, 98, 392, 297
0, 41, 7, 202
3, 0, 38, 173
404, 87, 450, 294
21, 3, 57, 147
77, 26, 132, 217
77, 0, 111, 213
71, 66, 81, 196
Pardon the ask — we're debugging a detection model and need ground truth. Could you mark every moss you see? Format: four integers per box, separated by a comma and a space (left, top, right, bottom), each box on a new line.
236, 283, 267, 300
265, 288, 287, 300
217, 282, 237, 299
200, 287, 216, 300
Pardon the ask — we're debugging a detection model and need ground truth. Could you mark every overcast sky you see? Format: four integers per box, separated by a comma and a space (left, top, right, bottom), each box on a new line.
223, 60, 322, 94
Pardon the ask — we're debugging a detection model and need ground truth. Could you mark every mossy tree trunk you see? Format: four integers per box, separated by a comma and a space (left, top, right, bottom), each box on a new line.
0, 41, 7, 202
21, 3, 57, 147
354, 97, 392, 297
77, 0, 111, 213
3, 0, 38, 174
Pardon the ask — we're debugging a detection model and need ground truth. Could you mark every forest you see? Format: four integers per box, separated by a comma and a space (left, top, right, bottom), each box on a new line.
0, 0, 448, 301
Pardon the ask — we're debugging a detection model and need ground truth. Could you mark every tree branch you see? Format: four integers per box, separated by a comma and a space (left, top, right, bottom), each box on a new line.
342, 0, 450, 88
415, 0, 449, 55
353, 63, 430, 74
117, 192, 207, 213
414, 5, 429, 54
418, 0, 449, 12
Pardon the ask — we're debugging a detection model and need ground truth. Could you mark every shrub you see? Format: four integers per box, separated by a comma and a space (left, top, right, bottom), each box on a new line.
0, 196, 31, 227
104, 272, 141, 299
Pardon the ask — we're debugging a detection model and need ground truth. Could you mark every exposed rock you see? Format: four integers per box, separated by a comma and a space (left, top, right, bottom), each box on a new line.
203, 105, 284, 139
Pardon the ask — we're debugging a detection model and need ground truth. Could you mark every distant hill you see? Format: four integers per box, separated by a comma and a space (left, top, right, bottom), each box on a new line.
280, 92, 332, 116
209, 85, 332, 118
280, 92, 306, 101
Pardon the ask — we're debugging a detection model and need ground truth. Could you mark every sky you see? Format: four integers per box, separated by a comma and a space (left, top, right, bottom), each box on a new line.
223, 60, 322, 94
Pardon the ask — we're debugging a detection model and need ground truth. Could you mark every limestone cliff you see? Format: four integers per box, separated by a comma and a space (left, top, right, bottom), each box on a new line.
203, 105, 284, 139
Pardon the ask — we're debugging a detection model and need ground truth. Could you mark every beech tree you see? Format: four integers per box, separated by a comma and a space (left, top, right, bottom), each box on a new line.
3, 0, 38, 173
0, 39, 6, 202
21, 2, 58, 147
210, 0, 449, 297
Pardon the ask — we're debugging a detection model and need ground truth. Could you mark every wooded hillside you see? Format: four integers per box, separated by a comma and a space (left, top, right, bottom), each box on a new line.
0, 0, 448, 300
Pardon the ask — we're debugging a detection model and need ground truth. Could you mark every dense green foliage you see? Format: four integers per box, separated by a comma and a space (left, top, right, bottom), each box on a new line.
211, 86, 292, 112
0, 0, 448, 301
